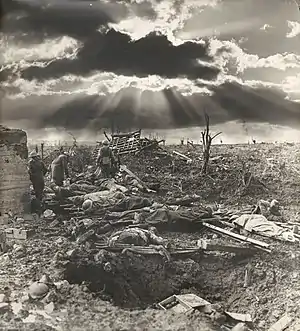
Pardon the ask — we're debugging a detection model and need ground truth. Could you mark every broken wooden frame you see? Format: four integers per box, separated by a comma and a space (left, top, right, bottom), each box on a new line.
158, 293, 211, 313
93, 130, 168, 161
202, 222, 271, 253
94, 240, 260, 257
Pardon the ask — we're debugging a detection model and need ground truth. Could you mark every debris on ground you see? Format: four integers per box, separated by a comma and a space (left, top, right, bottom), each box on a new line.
2, 133, 300, 330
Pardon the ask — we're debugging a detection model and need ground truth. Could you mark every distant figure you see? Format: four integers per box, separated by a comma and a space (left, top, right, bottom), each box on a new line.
111, 147, 121, 178
51, 152, 69, 186
220, 139, 223, 144
28, 151, 47, 202
252, 138, 256, 144
96, 140, 115, 178
180, 138, 184, 145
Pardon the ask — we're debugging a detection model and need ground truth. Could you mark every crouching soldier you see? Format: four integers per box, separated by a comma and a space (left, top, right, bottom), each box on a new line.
51, 151, 69, 186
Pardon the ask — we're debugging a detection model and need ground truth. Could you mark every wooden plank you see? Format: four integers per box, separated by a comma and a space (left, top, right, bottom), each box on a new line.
172, 150, 192, 161
176, 294, 210, 308
112, 130, 141, 138
120, 165, 156, 192
197, 239, 257, 254
94, 244, 198, 256
267, 314, 293, 331
225, 311, 252, 323
202, 222, 271, 252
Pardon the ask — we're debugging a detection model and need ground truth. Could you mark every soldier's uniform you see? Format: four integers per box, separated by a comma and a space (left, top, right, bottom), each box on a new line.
28, 151, 47, 201
96, 141, 114, 178
51, 153, 69, 186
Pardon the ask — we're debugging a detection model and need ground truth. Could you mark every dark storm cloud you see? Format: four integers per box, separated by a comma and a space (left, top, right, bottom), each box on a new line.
3, 83, 300, 131
209, 82, 300, 127
1, 0, 129, 37
1, 0, 159, 38
19, 29, 219, 80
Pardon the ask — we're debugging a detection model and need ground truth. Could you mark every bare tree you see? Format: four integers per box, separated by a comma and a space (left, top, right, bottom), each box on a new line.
66, 130, 77, 149
201, 113, 221, 174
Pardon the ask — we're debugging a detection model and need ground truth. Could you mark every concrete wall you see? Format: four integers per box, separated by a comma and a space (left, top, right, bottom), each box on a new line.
0, 126, 31, 217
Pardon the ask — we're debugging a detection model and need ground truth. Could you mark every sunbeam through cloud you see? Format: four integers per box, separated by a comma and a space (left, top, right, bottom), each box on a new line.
1, 0, 300, 141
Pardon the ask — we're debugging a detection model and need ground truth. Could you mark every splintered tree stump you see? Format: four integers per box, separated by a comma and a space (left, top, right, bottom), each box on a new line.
201, 113, 221, 174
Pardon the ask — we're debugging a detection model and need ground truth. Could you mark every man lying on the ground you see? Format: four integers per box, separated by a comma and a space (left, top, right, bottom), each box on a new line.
233, 214, 298, 243
108, 226, 165, 247
69, 183, 98, 194
122, 173, 143, 191
49, 182, 73, 200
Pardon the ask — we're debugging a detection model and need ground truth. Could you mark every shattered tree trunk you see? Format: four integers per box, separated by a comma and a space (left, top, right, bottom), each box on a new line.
201, 113, 221, 174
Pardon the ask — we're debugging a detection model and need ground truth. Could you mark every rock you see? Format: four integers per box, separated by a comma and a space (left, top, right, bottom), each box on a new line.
54, 280, 70, 292
231, 323, 249, 331
0, 294, 7, 303
104, 262, 112, 272
201, 304, 214, 314
0, 254, 10, 263
23, 314, 36, 323
211, 311, 226, 324
28, 282, 49, 299
11, 302, 23, 315
44, 302, 55, 314
41, 290, 57, 304
53, 251, 64, 262
17, 308, 29, 319
39, 274, 51, 284
55, 237, 64, 245
211, 303, 223, 312
43, 209, 56, 220
0, 302, 9, 313
66, 249, 77, 259
257, 320, 265, 329
20, 294, 30, 303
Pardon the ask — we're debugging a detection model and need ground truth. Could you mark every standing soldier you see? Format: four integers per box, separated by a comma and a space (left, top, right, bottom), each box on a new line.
111, 147, 121, 177
28, 151, 47, 202
51, 151, 69, 186
96, 140, 114, 178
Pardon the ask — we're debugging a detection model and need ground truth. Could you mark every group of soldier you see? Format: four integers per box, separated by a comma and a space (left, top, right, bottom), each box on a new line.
27, 141, 119, 210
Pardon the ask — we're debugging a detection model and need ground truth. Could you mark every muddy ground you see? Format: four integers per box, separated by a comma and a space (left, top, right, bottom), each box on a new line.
1, 143, 300, 330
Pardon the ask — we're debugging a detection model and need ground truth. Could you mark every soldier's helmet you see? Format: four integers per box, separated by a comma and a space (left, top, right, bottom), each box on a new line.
29, 151, 38, 158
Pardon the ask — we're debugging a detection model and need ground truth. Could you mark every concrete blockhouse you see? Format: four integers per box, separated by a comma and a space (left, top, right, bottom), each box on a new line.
0, 126, 31, 218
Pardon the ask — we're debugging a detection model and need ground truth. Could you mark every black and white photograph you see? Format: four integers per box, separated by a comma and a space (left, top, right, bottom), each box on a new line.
1, 0, 300, 330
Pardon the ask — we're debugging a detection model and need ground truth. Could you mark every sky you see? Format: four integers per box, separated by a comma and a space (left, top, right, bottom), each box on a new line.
1, 0, 300, 143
